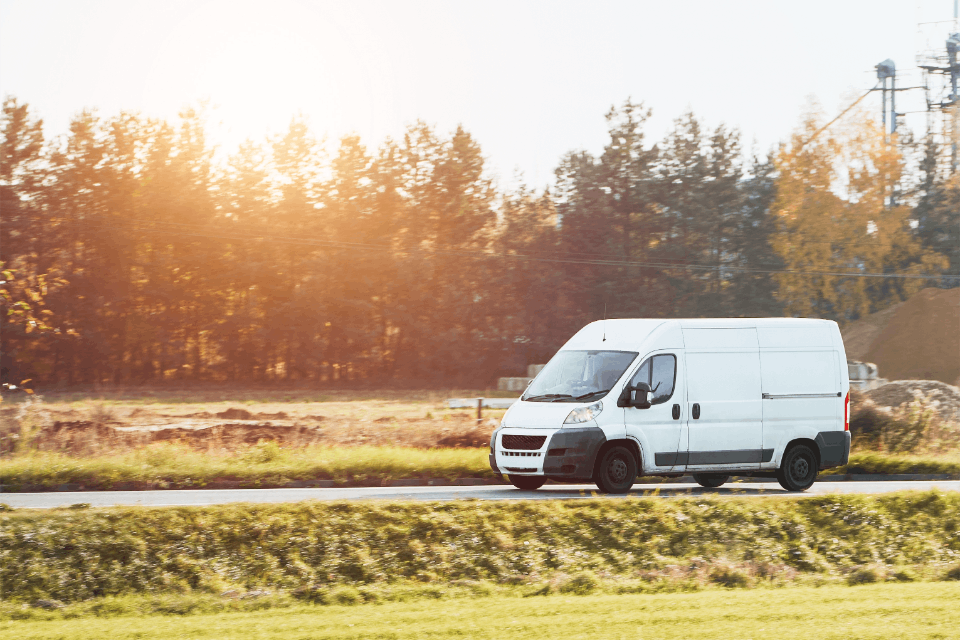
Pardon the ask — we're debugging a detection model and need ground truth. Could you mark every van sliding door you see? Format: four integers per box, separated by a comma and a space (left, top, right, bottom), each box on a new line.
683, 328, 764, 470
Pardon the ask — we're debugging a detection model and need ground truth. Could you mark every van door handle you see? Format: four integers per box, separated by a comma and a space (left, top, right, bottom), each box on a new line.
672, 404, 680, 420
692, 403, 701, 419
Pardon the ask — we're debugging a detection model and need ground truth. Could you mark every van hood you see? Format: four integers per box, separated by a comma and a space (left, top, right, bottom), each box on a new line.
503, 400, 589, 429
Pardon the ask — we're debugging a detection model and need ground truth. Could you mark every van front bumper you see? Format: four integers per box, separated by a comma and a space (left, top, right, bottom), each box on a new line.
490, 425, 606, 480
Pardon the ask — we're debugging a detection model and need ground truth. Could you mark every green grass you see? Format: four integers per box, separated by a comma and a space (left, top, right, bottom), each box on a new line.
3, 583, 959, 639
0, 444, 494, 490
3, 492, 960, 605
836, 451, 960, 476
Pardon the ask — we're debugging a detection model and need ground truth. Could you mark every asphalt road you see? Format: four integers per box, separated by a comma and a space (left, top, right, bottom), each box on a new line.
3, 480, 959, 509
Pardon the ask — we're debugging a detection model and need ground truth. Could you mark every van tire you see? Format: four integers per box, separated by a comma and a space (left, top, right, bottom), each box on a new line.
777, 444, 818, 492
693, 473, 729, 488
595, 445, 638, 494
509, 475, 546, 491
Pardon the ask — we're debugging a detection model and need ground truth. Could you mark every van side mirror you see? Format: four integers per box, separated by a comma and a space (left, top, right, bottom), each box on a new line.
617, 382, 652, 409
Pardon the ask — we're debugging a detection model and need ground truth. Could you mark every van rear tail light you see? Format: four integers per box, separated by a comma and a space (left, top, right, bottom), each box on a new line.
844, 392, 850, 432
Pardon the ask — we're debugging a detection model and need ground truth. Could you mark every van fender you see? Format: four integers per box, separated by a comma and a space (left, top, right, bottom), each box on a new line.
624, 436, 645, 472
772, 428, 849, 470
542, 426, 606, 481
770, 427, 820, 468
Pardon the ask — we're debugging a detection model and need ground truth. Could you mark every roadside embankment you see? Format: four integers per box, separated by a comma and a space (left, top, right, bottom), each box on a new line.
2, 492, 959, 615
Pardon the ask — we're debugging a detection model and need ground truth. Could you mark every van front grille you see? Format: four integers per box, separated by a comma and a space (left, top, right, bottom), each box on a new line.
501, 435, 546, 450
504, 467, 537, 473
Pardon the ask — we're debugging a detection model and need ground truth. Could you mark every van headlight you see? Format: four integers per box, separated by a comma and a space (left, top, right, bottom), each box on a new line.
563, 400, 603, 425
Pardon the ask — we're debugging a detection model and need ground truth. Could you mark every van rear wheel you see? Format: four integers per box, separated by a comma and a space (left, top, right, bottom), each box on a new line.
595, 445, 638, 494
508, 475, 546, 491
693, 473, 730, 488
777, 444, 818, 492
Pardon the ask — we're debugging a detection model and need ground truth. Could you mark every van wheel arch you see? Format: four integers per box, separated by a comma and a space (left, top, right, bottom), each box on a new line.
593, 439, 642, 480
781, 438, 821, 470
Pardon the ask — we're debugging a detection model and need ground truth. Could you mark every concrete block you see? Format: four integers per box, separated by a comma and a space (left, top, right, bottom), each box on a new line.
497, 377, 532, 391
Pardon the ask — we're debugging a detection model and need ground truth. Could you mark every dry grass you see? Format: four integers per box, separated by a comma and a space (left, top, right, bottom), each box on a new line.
0, 390, 511, 456
849, 389, 960, 455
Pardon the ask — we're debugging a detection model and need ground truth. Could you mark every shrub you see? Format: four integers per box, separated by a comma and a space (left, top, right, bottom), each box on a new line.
847, 566, 882, 585
709, 566, 749, 588
559, 572, 599, 595
891, 568, 918, 582
291, 585, 328, 604
849, 397, 938, 454
944, 565, 960, 581
330, 586, 361, 605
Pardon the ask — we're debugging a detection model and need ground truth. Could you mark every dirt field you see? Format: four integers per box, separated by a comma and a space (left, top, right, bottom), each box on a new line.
0, 389, 511, 455
842, 287, 960, 385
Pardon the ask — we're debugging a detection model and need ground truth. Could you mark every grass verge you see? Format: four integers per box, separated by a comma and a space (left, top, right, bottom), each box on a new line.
1, 447, 959, 492
2, 492, 960, 607
3, 583, 959, 639
835, 451, 960, 475
0, 444, 494, 490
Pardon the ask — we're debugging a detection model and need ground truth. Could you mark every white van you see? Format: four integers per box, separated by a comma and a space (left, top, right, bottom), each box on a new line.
490, 318, 851, 493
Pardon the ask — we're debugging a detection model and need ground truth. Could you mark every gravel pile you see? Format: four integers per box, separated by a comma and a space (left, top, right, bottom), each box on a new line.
865, 380, 960, 423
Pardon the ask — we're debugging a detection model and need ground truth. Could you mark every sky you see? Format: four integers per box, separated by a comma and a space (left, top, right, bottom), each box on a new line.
1, 0, 958, 189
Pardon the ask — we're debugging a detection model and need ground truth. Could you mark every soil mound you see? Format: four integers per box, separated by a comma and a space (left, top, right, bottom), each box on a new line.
841, 288, 959, 385
864, 380, 960, 423
841, 300, 907, 361
151, 423, 310, 446
215, 408, 254, 420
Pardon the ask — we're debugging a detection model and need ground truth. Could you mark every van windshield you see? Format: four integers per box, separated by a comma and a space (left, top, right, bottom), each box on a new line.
522, 350, 638, 403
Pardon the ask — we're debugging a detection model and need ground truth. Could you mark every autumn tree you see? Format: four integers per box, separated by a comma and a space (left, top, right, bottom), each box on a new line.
771, 106, 948, 321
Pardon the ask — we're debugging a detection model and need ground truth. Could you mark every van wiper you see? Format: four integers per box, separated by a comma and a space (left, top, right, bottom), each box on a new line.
523, 393, 574, 402
575, 389, 611, 401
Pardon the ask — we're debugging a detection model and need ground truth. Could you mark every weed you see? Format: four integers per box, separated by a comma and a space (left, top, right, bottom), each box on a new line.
522, 583, 553, 597
244, 440, 282, 464
89, 403, 116, 425
7, 394, 52, 453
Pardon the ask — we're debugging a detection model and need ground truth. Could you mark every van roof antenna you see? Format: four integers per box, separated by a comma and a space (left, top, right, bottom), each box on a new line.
602, 303, 607, 342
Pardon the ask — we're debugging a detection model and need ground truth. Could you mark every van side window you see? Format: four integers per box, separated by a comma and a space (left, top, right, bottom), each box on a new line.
629, 354, 676, 405
651, 355, 676, 403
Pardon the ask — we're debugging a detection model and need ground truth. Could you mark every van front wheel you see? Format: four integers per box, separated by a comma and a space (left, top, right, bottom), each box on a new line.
508, 475, 546, 491
595, 446, 638, 494
777, 444, 818, 492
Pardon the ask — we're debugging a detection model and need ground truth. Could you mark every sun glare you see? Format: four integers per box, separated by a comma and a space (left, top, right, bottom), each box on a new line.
137, 0, 389, 150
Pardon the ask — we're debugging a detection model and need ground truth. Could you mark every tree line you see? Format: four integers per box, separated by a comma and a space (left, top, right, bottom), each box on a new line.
2, 97, 957, 387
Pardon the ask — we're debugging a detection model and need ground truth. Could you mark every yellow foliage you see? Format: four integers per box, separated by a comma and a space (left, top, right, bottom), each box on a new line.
772, 106, 948, 322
